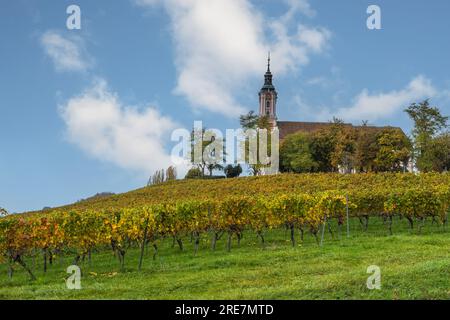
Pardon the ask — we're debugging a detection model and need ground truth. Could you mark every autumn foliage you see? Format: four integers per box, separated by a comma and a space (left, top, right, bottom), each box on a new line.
1, 173, 449, 279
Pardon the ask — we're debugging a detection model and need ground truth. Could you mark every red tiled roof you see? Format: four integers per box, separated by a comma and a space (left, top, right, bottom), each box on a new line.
277, 121, 404, 140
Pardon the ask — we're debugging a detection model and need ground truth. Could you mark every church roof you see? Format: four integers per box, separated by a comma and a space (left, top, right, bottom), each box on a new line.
277, 121, 341, 139
277, 121, 404, 140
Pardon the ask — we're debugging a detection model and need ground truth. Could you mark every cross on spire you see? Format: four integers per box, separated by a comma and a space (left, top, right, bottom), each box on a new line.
267, 51, 271, 72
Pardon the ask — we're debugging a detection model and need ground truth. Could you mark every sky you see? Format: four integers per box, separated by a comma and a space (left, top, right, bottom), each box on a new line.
1, 0, 450, 213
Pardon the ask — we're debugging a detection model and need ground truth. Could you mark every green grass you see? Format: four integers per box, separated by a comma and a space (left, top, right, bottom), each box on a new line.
1, 217, 449, 300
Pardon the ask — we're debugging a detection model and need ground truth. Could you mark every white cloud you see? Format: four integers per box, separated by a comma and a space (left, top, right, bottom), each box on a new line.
282, 0, 316, 20
298, 25, 331, 52
306, 67, 343, 88
40, 30, 92, 72
59, 79, 182, 175
340, 75, 436, 121
134, 0, 330, 117
42, 30, 189, 177
306, 76, 328, 86
308, 75, 437, 122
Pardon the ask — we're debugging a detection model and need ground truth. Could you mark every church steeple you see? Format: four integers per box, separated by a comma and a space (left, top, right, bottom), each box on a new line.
259, 52, 277, 127
264, 52, 274, 87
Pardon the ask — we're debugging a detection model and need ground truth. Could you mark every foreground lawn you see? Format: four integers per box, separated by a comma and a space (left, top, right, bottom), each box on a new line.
1, 217, 449, 300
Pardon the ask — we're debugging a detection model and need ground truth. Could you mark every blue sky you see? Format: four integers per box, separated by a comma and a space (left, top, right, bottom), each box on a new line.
1, 0, 450, 213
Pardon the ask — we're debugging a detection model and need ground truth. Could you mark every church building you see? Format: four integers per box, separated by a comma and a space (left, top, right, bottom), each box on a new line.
257, 54, 412, 173
258, 54, 405, 141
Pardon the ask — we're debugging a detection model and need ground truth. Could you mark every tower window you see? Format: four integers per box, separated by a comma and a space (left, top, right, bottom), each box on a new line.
266, 100, 270, 115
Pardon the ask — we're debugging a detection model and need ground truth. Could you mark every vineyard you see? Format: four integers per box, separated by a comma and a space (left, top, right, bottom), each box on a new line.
1, 173, 450, 282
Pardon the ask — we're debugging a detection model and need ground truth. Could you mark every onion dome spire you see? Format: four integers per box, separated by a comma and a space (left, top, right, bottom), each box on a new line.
262, 52, 275, 90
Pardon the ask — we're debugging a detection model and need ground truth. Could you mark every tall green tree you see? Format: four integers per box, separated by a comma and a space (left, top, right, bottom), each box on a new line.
373, 128, 412, 172
166, 166, 177, 181
309, 119, 347, 172
280, 132, 318, 173
147, 166, 178, 186
148, 169, 165, 185
353, 126, 379, 172
405, 100, 448, 138
425, 133, 450, 172
240, 111, 259, 129
330, 126, 357, 173
405, 100, 448, 171
309, 130, 335, 172
239, 112, 273, 175
240, 111, 271, 130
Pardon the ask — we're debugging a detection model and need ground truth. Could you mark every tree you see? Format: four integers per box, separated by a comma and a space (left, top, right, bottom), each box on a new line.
330, 126, 357, 173
426, 133, 450, 172
240, 111, 259, 129
309, 130, 335, 172
240, 112, 273, 175
166, 166, 177, 181
0, 208, 8, 217
309, 119, 349, 173
405, 100, 448, 171
190, 128, 225, 177
148, 169, 165, 185
352, 127, 379, 172
184, 168, 203, 179
190, 128, 208, 176
240, 111, 271, 130
405, 100, 448, 138
373, 128, 412, 172
147, 166, 178, 186
280, 132, 318, 173
206, 163, 224, 177
224, 164, 243, 178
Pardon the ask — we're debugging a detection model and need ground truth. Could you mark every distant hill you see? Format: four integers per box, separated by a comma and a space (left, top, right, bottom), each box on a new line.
36, 193, 116, 213
76, 192, 116, 203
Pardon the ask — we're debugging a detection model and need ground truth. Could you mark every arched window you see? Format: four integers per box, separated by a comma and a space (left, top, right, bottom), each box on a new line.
266, 99, 271, 115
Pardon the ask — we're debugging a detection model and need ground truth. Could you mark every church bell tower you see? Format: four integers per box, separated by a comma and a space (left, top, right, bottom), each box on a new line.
259, 53, 277, 127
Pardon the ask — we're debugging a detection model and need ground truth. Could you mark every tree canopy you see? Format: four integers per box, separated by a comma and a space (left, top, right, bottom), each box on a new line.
279, 125, 412, 174
405, 99, 449, 172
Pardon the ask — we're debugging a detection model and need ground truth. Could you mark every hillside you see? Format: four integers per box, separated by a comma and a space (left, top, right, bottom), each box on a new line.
26, 172, 450, 215
2, 172, 450, 299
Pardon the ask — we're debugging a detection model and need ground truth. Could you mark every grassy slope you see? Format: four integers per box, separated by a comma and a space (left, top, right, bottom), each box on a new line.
1, 217, 449, 300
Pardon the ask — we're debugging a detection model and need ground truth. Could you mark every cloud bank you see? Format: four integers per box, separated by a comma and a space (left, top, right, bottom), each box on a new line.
303, 75, 437, 123
59, 79, 180, 175
336, 75, 436, 122
135, 0, 331, 117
